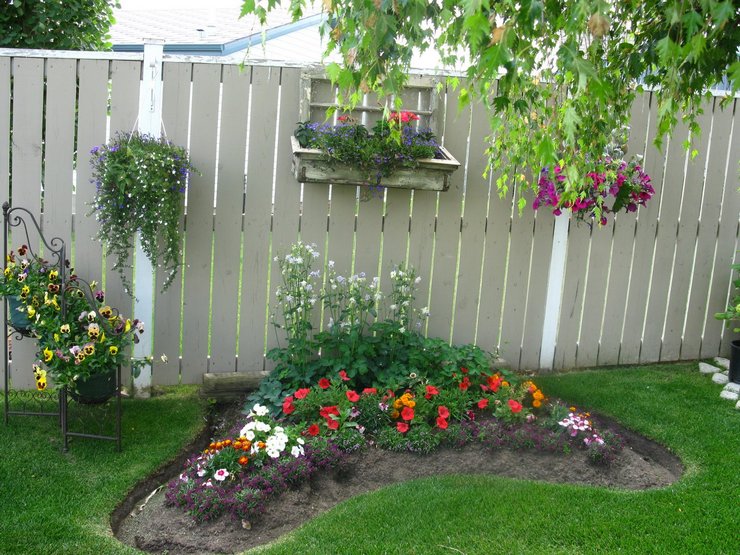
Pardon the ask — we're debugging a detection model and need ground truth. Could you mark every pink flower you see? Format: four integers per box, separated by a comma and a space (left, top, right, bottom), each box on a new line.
339, 369, 350, 381
214, 469, 230, 481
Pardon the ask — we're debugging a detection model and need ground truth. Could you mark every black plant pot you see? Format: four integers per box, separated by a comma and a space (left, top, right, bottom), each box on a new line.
70, 368, 117, 405
730, 339, 740, 384
7, 296, 32, 332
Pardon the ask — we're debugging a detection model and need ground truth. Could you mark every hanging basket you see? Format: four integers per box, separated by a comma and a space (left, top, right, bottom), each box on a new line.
291, 136, 460, 192
7, 296, 32, 332
70, 367, 118, 405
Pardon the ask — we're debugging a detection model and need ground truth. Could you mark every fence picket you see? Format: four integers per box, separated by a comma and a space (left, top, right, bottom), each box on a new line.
426, 88, 467, 343
702, 99, 739, 358
74, 59, 108, 282
152, 61, 191, 385
452, 100, 491, 347
209, 65, 250, 374
180, 63, 220, 382
9, 58, 45, 389
640, 120, 691, 362
237, 66, 280, 374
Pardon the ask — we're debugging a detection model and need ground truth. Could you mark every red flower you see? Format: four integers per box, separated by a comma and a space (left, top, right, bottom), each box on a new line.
319, 405, 340, 418
508, 399, 523, 413
461, 367, 469, 375
436, 416, 448, 430
318, 378, 331, 389
477, 398, 489, 410
362, 387, 377, 395
424, 385, 439, 399
307, 424, 320, 436
438, 405, 450, 419
294, 388, 311, 400
346, 390, 360, 402
339, 370, 350, 381
284, 395, 295, 404
480, 384, 489, 392
325, 417, 339, 430
458, 376, 471, 391
282, 402, 295, 415
337, 114, 351, 123
466, 409, 476, 421
396, 422, 409, 433
487, 375, 502, 393
401, 406, 415, 421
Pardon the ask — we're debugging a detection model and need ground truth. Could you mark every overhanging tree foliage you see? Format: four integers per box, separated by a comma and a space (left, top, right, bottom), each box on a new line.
0, 0, 119, 51
241, 0, 738, 219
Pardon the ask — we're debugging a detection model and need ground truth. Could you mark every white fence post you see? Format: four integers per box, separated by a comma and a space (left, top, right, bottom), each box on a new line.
539, 211, 570, 370
133, 40, 164, 396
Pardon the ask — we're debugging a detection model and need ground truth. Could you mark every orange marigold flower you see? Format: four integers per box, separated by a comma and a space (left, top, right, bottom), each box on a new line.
533, 400, 542, 408
224, 439, 232, 446
393, 399, 403, 410
533, 390, 545, 401
238, 456, 249, 465
257, 441, 266, 449
234, 441, 242, 450
391, 410, 400, 419
243, 440, 252, 450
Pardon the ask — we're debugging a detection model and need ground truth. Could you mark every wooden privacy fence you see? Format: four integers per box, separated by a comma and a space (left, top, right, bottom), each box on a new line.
0, 49, 738, 390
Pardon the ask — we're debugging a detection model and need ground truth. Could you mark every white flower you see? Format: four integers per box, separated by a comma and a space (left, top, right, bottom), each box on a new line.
266, 448, 281, 458
414, 276, 422, 284
245, 430, 256, 441
197, 467, 206, 477
291, 445, 305, 457
180, 473, 189, 482
390, 304, 398, 311
214, 468, 230, 481
204, 479, 213, 487
399, 327, 405, 333
328, 260, 335, 268
252, 404, 269, 417
390, 271, 397, 279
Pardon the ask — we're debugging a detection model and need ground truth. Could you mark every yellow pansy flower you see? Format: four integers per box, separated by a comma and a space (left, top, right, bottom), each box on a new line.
43, 347, 53, 362
109, 345, 119, 355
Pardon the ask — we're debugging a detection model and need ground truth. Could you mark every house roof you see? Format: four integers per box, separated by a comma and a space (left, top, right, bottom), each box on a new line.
111, 1, 323, 57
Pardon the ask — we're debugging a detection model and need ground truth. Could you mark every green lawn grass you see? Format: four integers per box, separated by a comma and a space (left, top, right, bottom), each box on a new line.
251, 363, 740, 555
0, 386, 206, 555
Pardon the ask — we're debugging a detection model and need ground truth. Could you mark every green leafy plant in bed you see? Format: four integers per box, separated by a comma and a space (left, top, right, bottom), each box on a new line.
250, 241, 492, 411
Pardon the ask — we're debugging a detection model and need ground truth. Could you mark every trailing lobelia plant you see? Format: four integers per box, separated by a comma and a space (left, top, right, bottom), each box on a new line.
89, 131, 198, 293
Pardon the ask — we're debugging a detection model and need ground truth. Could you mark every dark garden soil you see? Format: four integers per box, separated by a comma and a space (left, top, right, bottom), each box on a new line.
112, 405, 683, 555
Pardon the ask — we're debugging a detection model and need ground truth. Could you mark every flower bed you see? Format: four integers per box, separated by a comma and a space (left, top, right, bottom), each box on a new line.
167, 372, 622, 523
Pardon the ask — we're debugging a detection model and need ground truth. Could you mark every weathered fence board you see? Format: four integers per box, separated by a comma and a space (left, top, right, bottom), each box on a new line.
237, 65, 280, 374
640, 120, 691, 363
681, 99, 734, 359
210, 65, 250, 373
74, 59, 108, 281
42, 58, 76, 246
152, 61, 191, 385
180, 63, 220, 382
702, 99, 739, 358
9, 58, 45, 389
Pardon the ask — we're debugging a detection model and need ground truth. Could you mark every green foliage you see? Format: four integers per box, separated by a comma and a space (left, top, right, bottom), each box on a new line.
714, 263, 740, 333
0, 0, 119, 50
249, 242, 494, 411
243, 0, 738, 215
375, 422, 443, 454
89, 132, 197, 293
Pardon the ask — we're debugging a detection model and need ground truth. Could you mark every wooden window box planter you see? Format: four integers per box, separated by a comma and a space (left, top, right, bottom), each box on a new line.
290, 136, 460, 192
